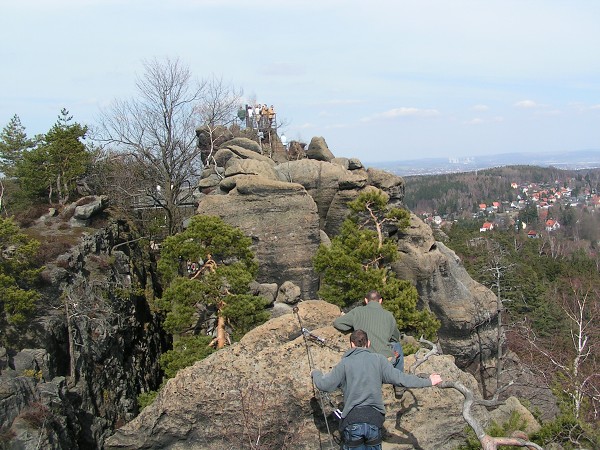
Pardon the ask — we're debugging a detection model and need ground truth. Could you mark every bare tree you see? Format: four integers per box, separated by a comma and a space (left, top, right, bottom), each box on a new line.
482, 240, 515, 395
195, 75, 243, 167
516, 278, 599, 426
96, 57, 206, 235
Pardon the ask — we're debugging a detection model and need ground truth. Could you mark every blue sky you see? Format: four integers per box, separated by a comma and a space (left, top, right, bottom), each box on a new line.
2, 0, 600, 163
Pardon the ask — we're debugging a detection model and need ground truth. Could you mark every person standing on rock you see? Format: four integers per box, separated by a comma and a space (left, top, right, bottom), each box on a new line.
333, 290, 404, 373
312, 329, 442, 450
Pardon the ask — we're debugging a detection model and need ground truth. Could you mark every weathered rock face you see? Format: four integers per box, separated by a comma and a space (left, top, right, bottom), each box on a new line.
306, 136, 335, 161
273, 159, 352, 226
0, 220, 168, 449
196, 144, 497, 370
392, 215, 498, 368
197, 175, 321, 299
106, 301, 534, 450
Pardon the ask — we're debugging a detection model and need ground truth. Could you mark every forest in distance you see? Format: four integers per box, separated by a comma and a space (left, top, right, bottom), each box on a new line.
403, 165, 600, 219
402, 164, 599, 449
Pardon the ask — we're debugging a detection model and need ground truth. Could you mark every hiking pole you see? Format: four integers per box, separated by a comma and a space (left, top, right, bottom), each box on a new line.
293, 307, 337, 450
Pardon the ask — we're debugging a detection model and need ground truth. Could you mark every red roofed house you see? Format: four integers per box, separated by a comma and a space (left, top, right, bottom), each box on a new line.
545, 219, 561, 232
480, 222, 494, 232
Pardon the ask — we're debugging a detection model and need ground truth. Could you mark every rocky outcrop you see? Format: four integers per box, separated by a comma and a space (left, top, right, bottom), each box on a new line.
197, 176, 321, 299
106, 301, 535, 450
392, 215, 498, 368
0, 219, 167, 449
305, 136, 335, 161
195, 142, 497, 370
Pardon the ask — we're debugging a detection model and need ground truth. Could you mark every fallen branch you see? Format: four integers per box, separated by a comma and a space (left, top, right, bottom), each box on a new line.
409, 336, 440, 373
416, 339, 540, 449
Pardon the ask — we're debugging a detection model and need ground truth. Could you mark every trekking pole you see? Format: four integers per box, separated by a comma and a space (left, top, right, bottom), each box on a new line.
293, 307, 337, 450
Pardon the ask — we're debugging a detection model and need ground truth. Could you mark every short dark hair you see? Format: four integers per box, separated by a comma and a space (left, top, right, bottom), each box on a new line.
365, 290, 382, 302
350, 330, 368, 348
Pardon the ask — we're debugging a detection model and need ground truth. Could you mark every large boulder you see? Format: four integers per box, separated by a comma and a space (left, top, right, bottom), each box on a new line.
106, 301, 534, 450
196, 175, 321, 299
305, 136, 335, 161
224, 158, 279, 180
368, 168, 405, 202
196, 126, 233, 151
225, 145, 274, 165
220, 137, 262, 154
73, 195, 109, 220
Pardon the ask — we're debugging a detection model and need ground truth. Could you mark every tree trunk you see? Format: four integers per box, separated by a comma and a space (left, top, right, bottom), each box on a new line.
65, 299, 76, 380
216, 303, 227, 349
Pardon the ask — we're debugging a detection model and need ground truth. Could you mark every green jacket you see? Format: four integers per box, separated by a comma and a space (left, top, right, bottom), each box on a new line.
333, 301, 400, 358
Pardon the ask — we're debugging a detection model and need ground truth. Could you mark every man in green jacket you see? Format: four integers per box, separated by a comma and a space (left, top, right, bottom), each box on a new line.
333, 290, 404, 372
312, 329, 442, 450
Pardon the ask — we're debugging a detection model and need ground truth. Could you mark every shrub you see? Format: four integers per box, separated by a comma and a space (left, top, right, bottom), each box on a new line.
11, 204, 49, 228
37, 236, 73, 263
137, 391, 158, 410
19, 402, 50, 428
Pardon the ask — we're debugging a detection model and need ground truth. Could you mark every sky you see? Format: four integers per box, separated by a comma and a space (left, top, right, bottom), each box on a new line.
1, 0, 600, 163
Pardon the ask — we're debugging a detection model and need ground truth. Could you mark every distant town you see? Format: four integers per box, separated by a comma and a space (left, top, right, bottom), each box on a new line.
421, 178, 600, 236
369, 148, 600, 176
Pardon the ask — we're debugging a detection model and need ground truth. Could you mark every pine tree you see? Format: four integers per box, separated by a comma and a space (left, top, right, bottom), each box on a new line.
0, 217, 42, 346
157, 215, 269, 377
314, 189, 440, 338
0, 114, 34, 177
16, 109, 91, 204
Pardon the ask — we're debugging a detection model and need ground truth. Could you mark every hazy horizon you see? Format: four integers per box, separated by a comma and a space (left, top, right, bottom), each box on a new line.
2, 1, 600, 163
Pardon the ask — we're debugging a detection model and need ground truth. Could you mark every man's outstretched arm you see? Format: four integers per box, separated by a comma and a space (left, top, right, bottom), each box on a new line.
333, 310, 354, 331
311, 362, 345, 392
380, 356, 442, 388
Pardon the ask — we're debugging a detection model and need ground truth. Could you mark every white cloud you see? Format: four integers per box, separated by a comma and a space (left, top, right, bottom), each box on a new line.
536, 109, 561, 116
567, 102, 600, 112
515, 100, 538, 109
472, 104, 489, 111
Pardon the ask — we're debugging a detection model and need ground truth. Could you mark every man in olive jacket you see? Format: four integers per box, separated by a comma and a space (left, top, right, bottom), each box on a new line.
333, 290, 404, 372
311, 330, 442, 450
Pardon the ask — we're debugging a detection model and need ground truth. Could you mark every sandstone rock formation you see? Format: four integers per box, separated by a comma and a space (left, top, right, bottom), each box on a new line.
392, 216, 498, 368
305, 136, 335, 161
106, 301, 535, 450
194, 138, 499, 371
197, 175, 321, 299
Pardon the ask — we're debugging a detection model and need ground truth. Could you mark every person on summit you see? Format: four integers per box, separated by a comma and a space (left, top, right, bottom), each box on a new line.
333, 290, 404, 373
312, 329, 442, 450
